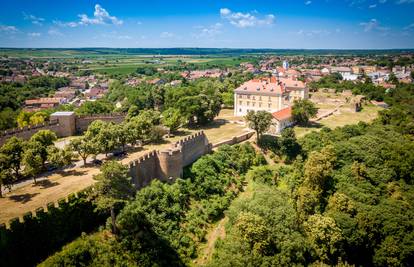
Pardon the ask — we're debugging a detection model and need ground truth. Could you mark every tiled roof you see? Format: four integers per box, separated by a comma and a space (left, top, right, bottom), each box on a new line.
234, 77, 284, 95
272, 106, 292, 121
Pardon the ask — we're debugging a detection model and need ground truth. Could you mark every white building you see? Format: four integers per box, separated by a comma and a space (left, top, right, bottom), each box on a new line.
234, 77, 308, 117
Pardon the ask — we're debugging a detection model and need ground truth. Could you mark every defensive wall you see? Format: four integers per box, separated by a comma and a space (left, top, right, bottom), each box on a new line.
0, 111, 126, 146
128, 131, 212, 189
128, 131, 254, 189
0, 187, 107, 266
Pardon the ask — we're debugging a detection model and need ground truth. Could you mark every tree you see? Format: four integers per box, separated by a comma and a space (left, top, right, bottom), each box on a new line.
29, 130, 57, 168
29, 111, 48, 125
161, 108, 184, 135
22, 145, 43, 183
292, 99, 318, 125
245, 110, 273, 142
303, 145, 336, 191
92, 161, 135, 234
70, 137, 95, 165
388, 72, 399, 85
0, 137, 25, 179
235, 212, 269, 254
280, 128, 301, 161
304, 214, 343, 263
47, 146, 74, 168
0, 153, 12, 197
16, 111, 32, 128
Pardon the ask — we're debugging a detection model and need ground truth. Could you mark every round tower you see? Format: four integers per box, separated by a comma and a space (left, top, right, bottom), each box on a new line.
157, 148, 183, 183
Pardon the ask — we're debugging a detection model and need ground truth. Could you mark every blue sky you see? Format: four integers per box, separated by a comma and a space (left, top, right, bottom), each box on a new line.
0, 0, 414, 49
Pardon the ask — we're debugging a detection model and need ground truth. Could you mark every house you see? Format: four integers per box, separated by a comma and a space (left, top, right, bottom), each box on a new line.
331, 67, 352, 77
342, 73, 359, 81
269, 106, 294, 134
85, 87, 107, 99
24, 97, 65, 112
321, 68, 330, 75
148, 78, 165, 85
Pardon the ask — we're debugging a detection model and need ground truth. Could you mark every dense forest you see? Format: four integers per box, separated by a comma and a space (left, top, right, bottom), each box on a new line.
37, 82, 414, 266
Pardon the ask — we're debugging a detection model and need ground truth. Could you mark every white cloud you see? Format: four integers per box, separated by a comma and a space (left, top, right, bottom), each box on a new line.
160, 31, 175, 38
28, 32, 41, 37
369, 4, 377, 7
359, 19, 389, 32
48, 28, 63, 36
53, 20, 78, 28
305, 1, 312, 5
55, 4, 123, 27
79, 4, 123, 25
23, 12, 45, 26
0, 25, 18, 32
194, 23, 222, 38
220, 8, 275, 28
297, 29, 331, 37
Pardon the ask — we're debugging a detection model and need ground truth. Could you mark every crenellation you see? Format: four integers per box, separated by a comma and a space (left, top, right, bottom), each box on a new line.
23, 212, 33, 221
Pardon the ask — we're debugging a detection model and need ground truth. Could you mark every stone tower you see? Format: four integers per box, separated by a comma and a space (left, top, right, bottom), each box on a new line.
50, 111, 76, 137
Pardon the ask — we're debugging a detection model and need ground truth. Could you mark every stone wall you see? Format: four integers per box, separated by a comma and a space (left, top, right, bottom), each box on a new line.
0, 121, 61, 146
212, 131, 255, 148
128, 131, 212, 189
0, 112, 126, 146
128, 131, 255, 190
75, 113, 126, 133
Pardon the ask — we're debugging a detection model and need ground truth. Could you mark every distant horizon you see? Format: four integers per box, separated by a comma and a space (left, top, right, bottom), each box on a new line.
1, 47, 414, 51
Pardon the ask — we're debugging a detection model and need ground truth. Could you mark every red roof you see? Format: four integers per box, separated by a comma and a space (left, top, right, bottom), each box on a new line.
272, 106, 292, 121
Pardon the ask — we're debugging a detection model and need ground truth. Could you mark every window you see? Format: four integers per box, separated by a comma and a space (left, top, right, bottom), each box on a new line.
259, 96, 262, 101
252, 102, 255, 107
252, 96, 255, 100
239, 108, 242, 112
268, 96, 271, 101
247, 95, 251, 99
239, 101, 242, 105
268, 103, 271, 108
259, 103, 262, 108
247, 101, 250, 106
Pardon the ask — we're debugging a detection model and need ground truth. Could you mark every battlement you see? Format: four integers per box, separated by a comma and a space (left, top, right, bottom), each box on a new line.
1, 187, 93, 229
175, 131, 206, 148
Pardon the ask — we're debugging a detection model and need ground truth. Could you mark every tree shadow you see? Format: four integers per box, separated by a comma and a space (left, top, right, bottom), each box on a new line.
174, 130, 193, 137
58, 169, 88, 177
9, 193, 40, 204
33, 179, 59, 189
302, 121, 323, 129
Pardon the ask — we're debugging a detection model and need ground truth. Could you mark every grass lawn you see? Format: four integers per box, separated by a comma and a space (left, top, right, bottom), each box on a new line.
294, 104, 382, 137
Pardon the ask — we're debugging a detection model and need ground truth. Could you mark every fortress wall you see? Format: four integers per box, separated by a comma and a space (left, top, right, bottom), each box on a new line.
75, 113, 126, 133
212, 131, 255, 148
129, 150, 160, 189
176, 131, 211, 167
0, 121, 61, 146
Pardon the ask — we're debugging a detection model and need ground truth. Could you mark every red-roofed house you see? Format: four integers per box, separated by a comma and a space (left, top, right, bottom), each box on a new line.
269, 106, 294, 134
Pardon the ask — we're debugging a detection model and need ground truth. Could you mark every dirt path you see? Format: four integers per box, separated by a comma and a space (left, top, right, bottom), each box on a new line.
194, 217, 228, 266
193, 147, 266, 266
